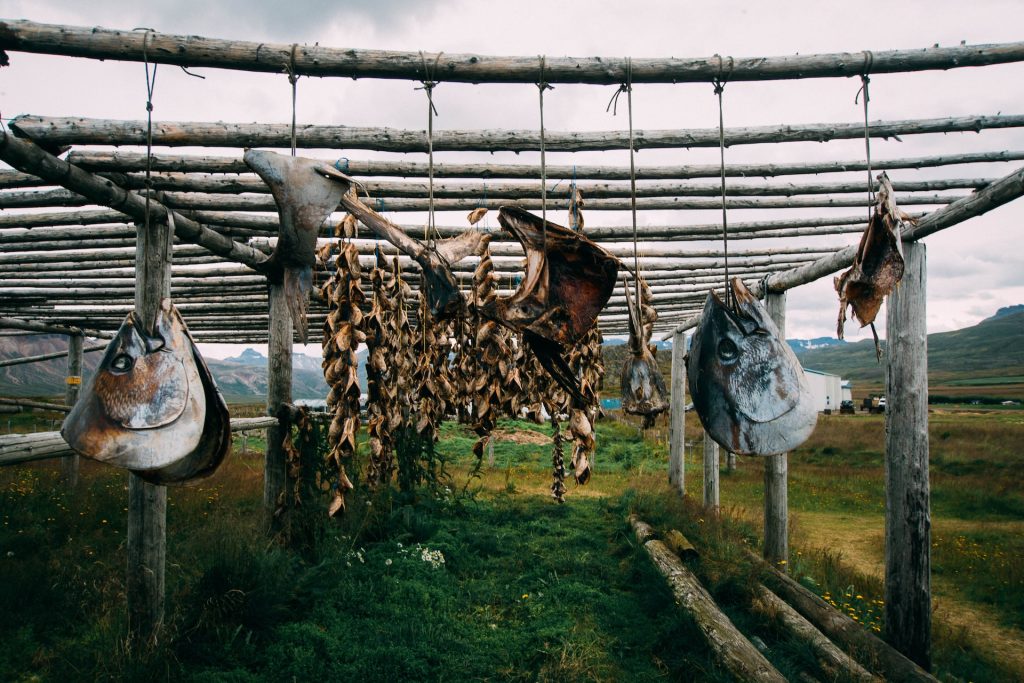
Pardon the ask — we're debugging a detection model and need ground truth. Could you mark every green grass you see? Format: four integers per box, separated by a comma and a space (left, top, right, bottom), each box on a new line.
946, 375, 1024, 386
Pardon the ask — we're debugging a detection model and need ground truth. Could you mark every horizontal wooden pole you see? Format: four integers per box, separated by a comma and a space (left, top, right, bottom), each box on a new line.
0, 397, 72, 412
0, 131, 269, 271
0, 343, 106, 368
0, 315, 114, 339
63, 149, 1024, 180
11, 114, 1024, 153
3, 21, 1023, 84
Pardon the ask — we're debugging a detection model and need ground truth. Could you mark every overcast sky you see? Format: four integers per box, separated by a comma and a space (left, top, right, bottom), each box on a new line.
3, 0, 1023, 359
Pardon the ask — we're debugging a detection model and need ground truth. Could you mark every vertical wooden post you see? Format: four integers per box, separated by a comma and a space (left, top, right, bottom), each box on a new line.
726, 451, 737, 472
702, 431, 719, 513
60, 332, 83, 487
264, 280, 293, 523
668, 330, 687, 496
763, 291, 789, 569
884, 240, 931, 669
127, 214, 172, 645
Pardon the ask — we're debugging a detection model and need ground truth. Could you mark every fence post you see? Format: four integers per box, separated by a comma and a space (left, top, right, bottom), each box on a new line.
126, 212, 172, 645
884, 240, 931, 669
60, 332, 83, 487
669, 329, 687, 496
763, 291, 789, 569
702, 431, 719, 514
264, 280, 293, 527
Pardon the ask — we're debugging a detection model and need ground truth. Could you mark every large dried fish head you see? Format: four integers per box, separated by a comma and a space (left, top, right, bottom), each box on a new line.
61, 301, 230, 484
244, 149, 353, 342
687, 279, 816, 456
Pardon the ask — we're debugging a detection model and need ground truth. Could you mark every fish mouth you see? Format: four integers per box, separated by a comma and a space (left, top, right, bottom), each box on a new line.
707, 278, 769, 337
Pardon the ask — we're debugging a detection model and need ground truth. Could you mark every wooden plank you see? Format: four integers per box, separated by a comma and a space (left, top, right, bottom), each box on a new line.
628, 516, 787, 683
763, 292, 789, 569
264, 281, 292, 523
2, 22, 1023, 83
668, 330, 686, 496
59, 333, 83, 487
884, 240, 932, 669
11, 113, 1024, 152
703, 431, 719, 514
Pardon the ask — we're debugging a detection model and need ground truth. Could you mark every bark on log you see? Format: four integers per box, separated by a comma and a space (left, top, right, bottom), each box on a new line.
64, 148, 1024, 180
628, 515, 787, 683
11, 113, 1024, 152
884, 240, 932, 669
4, 21, 1023, 83
264, 281, 292, 523
751, 584, 879, 683
664, 529, 699, 561
760, 560, 938, 683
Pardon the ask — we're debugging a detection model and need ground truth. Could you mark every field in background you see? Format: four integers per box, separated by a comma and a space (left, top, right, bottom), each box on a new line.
0, 408, 1021, 681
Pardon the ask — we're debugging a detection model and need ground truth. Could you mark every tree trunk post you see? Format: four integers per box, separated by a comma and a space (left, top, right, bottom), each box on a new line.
884, 240, 931, 669
669, 329, 687, 496
264, 280, 292, 527
126, 213, 172, 646
60, 332, 83, 487
763, 290, 789, 569
726, 451, 737, 472
702, 431, 719, 514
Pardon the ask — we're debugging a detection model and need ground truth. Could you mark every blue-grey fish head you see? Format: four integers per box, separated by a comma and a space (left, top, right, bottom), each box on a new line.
686, 279, 817, 456
61, 301, 206, 471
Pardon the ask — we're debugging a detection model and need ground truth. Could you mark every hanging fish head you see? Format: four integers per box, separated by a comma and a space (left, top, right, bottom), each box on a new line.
687, 279, 817, 456
61, 301, 230, 484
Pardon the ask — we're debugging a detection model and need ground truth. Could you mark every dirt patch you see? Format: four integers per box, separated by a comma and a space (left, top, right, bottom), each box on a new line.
491, 428, 550, 445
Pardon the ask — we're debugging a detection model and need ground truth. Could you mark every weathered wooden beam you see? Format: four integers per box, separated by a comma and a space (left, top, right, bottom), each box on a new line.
0, 315, 114, 339
661, 162, 1024, 338
628, 516, 786, 683
0, 130, 269, 271
884, 240, 931, 669
64, 148, 1024, 180
668, 330, 686, 496
11, 113, 1024, 152
0, 397, 72, 412
763, 292, 789, 570
60, 333, 84, 487
3, 22, 1022, 83
264, 281, 292, 523
702, 431, 719, 514
0, 342, 105, 368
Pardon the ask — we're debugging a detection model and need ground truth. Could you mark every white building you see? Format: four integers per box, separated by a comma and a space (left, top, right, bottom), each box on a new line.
802, 368, 847, 412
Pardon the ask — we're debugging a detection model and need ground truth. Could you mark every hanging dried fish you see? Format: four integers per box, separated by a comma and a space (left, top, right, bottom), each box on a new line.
835, 172, 912, 358
61, 300, 230, 485
550, 416, 567, 503
688, 278, 817, 456
470, 245, 513, 460
620, 277, 669, 427
322, 242, 364, 515
364, 248, 399, 488
467, 207, 488, 226
481, 206, 618, 404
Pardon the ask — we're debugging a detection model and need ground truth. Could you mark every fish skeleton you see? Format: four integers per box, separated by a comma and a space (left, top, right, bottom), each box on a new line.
687, 278, 816, 456
61, 300, 230, 485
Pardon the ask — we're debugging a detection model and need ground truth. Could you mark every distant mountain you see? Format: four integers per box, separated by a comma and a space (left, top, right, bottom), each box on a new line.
788, 337, 847, 353
984, 304, 1024, 322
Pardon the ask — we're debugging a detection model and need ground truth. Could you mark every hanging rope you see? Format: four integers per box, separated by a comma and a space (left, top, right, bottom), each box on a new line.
537, 56, 554, 250
136, 29, 159, 245
417, 51, 444, 247
286, 44, 300, 157
855, 50, 875, 222
713, 56, 733, 308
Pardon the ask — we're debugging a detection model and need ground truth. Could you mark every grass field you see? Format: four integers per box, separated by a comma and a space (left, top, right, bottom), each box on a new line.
0, 408, 1022, 681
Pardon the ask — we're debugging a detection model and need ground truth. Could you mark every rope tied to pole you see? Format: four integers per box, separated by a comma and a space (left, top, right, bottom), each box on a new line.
417, 50, 444, 248
537, 55, 554, 252
855, 50, 875, 221
135, 28, 159, 254
713, 55, 733, 309
286, 44, 300, 157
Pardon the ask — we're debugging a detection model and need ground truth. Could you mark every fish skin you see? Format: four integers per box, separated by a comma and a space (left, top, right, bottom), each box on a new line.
687, 279, 817, 456
61, 301, 230, 485
620, 277, 668, 423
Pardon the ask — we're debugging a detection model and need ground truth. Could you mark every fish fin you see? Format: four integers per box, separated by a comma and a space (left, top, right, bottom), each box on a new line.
871, 323, 882, 362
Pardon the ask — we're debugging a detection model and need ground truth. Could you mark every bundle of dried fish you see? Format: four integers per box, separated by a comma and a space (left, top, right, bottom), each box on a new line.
835, 172, 912, 358
687, 278, 817, 456
364, 248, 400, 488
322, 242, 364, 515
481, 207, 618, 404
620, 277, 668, 428
471, 245, 514, 460
61, 300, 230, 485
411, 289, 449, 443
550, 416, 567, 503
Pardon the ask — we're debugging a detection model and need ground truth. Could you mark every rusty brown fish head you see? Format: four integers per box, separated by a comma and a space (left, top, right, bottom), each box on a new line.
687, 279, 816, 456
61, 300, 230, 485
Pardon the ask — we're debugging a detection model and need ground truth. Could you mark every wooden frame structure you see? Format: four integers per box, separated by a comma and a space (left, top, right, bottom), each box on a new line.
2, 18, 1024, 670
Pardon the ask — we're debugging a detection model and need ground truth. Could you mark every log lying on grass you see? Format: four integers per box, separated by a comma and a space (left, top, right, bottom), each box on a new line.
628, 515, 786, 683
752, 584, 880, 683
757, 557, 938, 683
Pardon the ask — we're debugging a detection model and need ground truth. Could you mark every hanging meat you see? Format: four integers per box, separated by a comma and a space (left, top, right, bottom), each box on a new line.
835, 172, 912, 358
61, 300, 230, 485
245, 149, 488, 330
687, 278, 817, 457
480, 206, 618, 404
364, 248, 401, 488
470, 244, 513, 460
620, 277, 669, 428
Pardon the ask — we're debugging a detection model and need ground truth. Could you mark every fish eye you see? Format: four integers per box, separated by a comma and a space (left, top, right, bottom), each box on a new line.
717, 338, 739, 362
110, 354, 134, 373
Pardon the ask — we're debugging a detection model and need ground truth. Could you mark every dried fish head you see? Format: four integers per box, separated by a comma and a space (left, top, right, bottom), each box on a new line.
61, 301, 230, 484
687, 279, 816, 456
